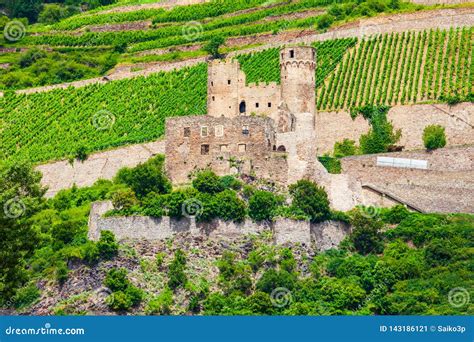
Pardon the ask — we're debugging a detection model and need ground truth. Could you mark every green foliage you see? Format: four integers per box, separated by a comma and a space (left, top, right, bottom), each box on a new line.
115, 155, 171, 198
203, 35, 225, 58
215, 190, 247, 222
12, 283, 40, 309
317, 14, 334, 30
333, 139, 358, 158
355, 105, 401, 154
350, 210, 385, 255
380, 205, 410, 224
248, 190, 281, 222
146, 287, 173, 315
104, 268, 130, 292
104, 267, 142, 311
192, 170, 224, 194
423, 124, 446, 150
97, 230, 118, 260
288, 180, 330, 223
256, 269, 296, 294
0, 162, 46, 299
168, 249, 187, 290
318, 155, 342, 174
220, 175, 242, 191
112, 188, 138, 210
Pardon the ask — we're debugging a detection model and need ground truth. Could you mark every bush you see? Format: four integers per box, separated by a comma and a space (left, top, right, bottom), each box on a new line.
318, 155, 342, 174
107, 291, 132, 311
115, 155, 171, 198
215, 190, 247, 222
168, 249, 187, 290
220, 175, 242, 191
248, 190, 281, 222
146, 288, 173, 315
423, 125, 446, 150
350, 211, 384, 255
112, 189, 137, 210
97, 230, 118, 260
381, 205, 410, 224
256, 269, 297, 294
12, 284, 40, 309
203, 35, 225, 58
104, 268, 130, 292
51, 220, 84, 245
288, 180, 330, 223
317, 14, 334, 30
55, 261, 69, 284
192, 170, 224, 194
334, 139, 358, 157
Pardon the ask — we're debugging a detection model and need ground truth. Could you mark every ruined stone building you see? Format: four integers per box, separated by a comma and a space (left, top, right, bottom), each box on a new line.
166, 46, 328, 187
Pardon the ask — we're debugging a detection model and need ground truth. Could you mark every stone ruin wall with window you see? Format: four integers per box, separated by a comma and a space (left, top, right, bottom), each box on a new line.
165, 115, 289, 184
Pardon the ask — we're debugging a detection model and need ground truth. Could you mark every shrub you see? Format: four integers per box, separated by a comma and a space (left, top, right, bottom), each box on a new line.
318, 155, 342, 174
317, 14, 334, 30
381, 205, 410, 224
203, 35, 225, 58
248, 190, 281, 222
288, 180, 330, 223
246, 291, 274, 314
334, 139, 358, 157
12, 284, 40, 309
220, 175, 242, 191
51, 220, 84, 245
104, 268, 130, 292
146, 288, 173, 314
55, 261, 69, 284
256, 269, 297, 294
97, 230, 118, 260
350, 211, 384, 255
107, 291, 132, 311
192, 170, 224, 194
423, 125, 446, 150
215, 190, 247, 222
115, 155, 171, 198
168, 249, 187, 290
74, 146, 88, 161
111, 189, 137, 210
424, 239, 454, 267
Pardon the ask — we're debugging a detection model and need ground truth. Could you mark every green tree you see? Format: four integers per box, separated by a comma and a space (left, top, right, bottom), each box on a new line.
203, 36, 225, 58
168, 249, 187, 290
350, 210, 384, 255
111, 188, 137, 210
115, 155, 171, 198
3, 0, 42, 22
288, 180, 330, 223
215, 190, 247, 222
192, 170, 223, 194
423, 125, 446, 150
97, 230, 118, 260
248, 190, 281, 222
334, 139, 358, 157
0, 163, 45, 300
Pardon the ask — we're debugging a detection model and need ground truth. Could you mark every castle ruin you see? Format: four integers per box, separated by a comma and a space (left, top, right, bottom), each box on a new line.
165, 46, 330, 188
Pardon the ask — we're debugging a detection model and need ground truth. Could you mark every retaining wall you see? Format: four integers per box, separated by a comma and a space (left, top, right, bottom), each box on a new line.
88, 201, 350, 250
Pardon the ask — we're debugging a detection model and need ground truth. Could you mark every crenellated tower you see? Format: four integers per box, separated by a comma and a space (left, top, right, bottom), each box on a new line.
279, 46, 317, 117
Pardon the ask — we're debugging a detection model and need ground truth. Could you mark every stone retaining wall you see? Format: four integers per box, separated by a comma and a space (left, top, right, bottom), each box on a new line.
88, 201, 350, 250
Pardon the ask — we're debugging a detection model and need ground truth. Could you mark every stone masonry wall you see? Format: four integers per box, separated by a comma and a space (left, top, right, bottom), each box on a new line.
340, 146, 474, 213
88, 201, 350, 249
38, 140, 165, 198
315, 102, 473, 155
165, 115, 289, 184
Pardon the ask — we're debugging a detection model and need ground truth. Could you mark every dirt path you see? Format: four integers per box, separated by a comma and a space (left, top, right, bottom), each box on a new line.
9, 7, 474, 96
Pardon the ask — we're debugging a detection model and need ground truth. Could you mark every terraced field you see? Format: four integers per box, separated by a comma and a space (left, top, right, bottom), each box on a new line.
317, 27, 473, 110
2, 27, 472, 165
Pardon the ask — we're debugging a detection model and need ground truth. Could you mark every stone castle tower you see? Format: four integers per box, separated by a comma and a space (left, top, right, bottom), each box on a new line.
280, 46, 317, 116
207, 45, 317, 123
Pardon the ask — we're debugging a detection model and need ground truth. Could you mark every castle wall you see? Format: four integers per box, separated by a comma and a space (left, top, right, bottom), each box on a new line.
88, 201, 350, 248
315, 103, 473, 155
165, 115, 289, 184
238, 82, 281, 118
340, 146, 474, 213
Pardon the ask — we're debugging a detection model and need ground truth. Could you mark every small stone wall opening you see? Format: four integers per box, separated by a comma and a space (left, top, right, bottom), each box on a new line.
277, 145, 286, 152
239, 101, 246, 113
